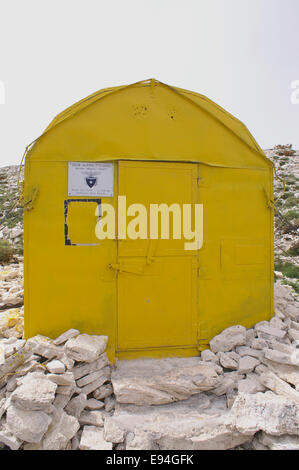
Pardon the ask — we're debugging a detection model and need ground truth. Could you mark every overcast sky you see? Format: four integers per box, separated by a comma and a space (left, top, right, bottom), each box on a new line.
0, 0, 298, 166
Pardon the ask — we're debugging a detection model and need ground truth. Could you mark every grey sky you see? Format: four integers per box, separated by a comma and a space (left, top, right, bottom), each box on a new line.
0, 0, 298, 166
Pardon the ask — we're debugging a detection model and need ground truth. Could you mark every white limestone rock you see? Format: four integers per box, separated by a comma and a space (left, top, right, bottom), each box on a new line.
76, 367, 110, 387
245, 329, 256, 343
3, 339, 26, 359
218, 352, 239, 370
80, 425, 112, 450
200, 349, 219, 363
79, 410, 104, 427
212, 371, 244, 396
258, 432, 299, 450
42, 408, 80, 450
210, 326, 247, 353
126, 430, 158, 450
255, 364, 269, 375
262, 359, 299, 390
264, 347, 299, 366
11, 374, 57, 412
6, 375, 18, 392
86, 398, 105, 410
212, 377, 235, 396
53, 328, 80, 345
270, 316, 287, 331
112, 357, 220, 406
105, 394, 250, 450
274, 283, 299, 321
65, 393, 87, 418
14, 358, 44, 377
6, 403, 52, 443
238, 356, 260, 374
268, 340, 295, 355
47, 372, 75, 386
65, 334, 108, 363
104, 418, 125, 443
259, 371, 299, 403
80, 376, 109, 395
93, 384, 113, 400
25, 335, 63, 360
250, 338, 269, 350
288, 328, 299, 342
238, 375, 265, 394
53, 392, 73, 410
231, 391, 299, 436
60, 354, 75, 370
105, 395, 116, 412
72, 354, 110, 380
0, 345, 33, 384
0, 425, 22, 450
56, 384, 76, 396
0, 398, 6, 420
46, 359, 66, 374
0, 344, 4, 365
255, 323, 286, 340
235, 346, 263, 360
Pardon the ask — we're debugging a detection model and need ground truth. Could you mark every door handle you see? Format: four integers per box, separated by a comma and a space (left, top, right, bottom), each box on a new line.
108, 263, 144, 275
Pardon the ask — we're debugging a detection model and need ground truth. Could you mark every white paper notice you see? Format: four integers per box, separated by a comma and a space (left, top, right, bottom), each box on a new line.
68, 162, 114, 197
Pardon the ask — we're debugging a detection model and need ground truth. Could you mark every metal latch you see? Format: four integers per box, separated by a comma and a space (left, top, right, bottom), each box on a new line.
108, 263, 144, 275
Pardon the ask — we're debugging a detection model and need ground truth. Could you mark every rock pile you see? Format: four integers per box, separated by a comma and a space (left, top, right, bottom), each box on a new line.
107, 282, 299, 451
0, 308, 23, 341
0, 330, 114, 450
0, 281, 298, 450
0, 262, 24, 311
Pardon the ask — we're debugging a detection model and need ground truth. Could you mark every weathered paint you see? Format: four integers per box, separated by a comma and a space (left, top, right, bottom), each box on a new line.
23, 79, 274, 362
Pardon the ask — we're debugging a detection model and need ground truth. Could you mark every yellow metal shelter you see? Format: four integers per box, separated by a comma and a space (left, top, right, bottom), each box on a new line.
23, 79, 274, 361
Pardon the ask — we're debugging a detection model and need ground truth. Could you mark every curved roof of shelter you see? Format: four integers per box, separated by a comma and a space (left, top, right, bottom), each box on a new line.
45, 79, 263, 155
26, 78, 271, 170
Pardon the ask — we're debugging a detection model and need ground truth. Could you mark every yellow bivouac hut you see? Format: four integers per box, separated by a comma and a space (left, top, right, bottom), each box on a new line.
23, 79, 274, 361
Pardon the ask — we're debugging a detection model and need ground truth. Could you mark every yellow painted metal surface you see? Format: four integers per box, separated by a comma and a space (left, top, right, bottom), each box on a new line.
23, 79, 274, 361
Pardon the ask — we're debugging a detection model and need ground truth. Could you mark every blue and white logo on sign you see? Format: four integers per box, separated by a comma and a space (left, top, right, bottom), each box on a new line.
85, 176, 97, 188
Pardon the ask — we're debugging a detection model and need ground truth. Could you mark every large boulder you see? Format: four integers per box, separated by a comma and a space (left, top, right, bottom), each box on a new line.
257, 432, 299, 450
104, 394, 251, 450
259, 371, 299, 403
80, 425, 112, 450
210, 326, 247, 353
11, 373, 57, 412
65, 334, 108, 363
6, 404, 52, 443
42, 408, 80, 450
231, 391, 299, 436
112, 357, 221, 405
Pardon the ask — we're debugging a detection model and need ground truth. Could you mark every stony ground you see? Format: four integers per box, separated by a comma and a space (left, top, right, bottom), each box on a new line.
0, 145, 298, 450
264, 146, 299, 293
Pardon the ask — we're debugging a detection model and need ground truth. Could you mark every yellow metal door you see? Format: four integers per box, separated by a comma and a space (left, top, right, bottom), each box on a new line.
117, 161, 199, 354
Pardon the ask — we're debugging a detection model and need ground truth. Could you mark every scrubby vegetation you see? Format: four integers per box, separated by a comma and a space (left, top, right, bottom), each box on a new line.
0, 239, 14, 263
